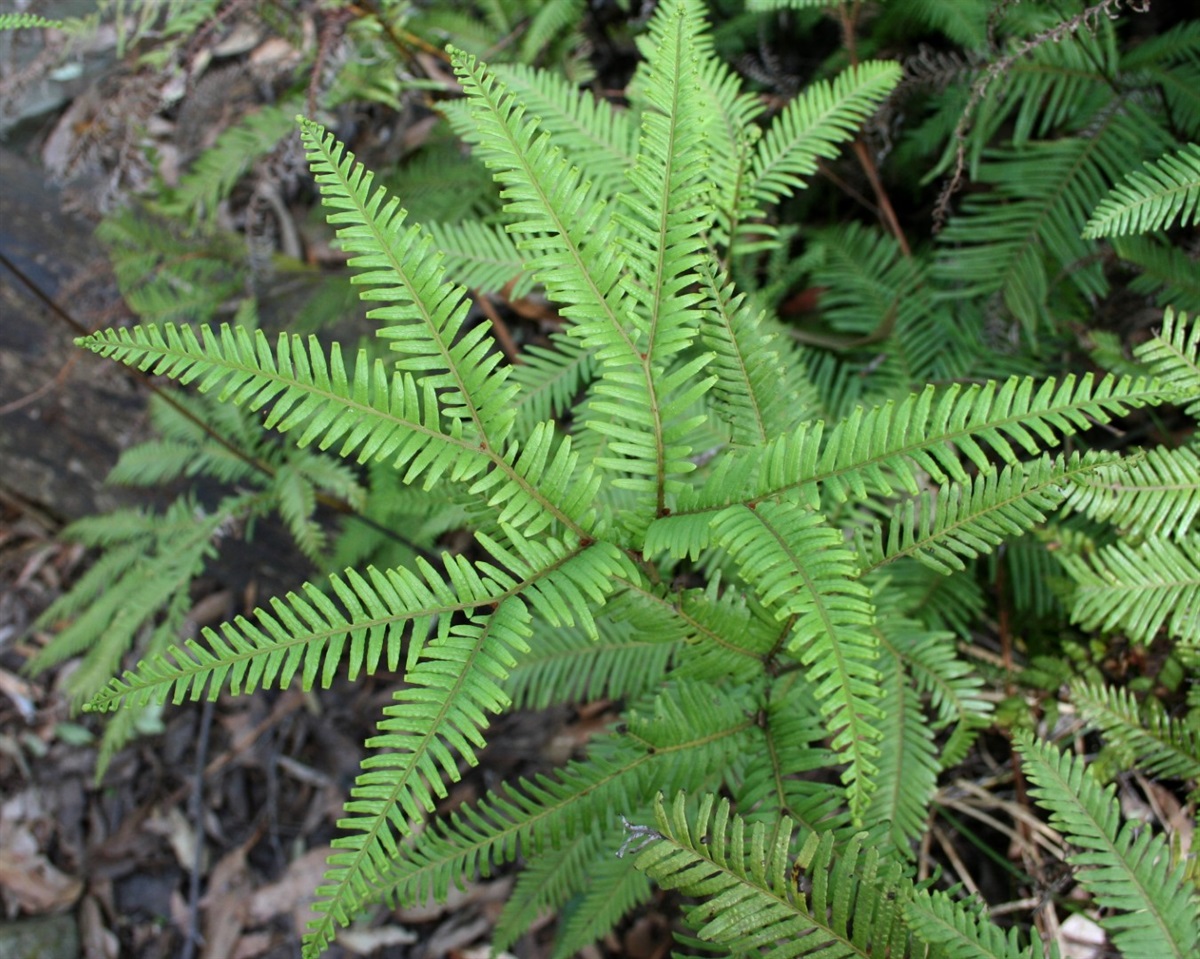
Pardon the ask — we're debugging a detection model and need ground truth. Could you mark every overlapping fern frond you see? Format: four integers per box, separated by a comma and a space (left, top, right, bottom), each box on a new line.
1015, 731, 1200, 959
66, 3, 1200, 957
632, 792, 913, 958
1083, 142, 1200, 238
1070, 680, 1200, 789
1062, 535, 1200, 644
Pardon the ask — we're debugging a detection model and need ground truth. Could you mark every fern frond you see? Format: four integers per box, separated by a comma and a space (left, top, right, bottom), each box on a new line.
452, 49, 633, 360
861, 636, 938, 856
662, 372, 1170, 546
77, 324, 593, 535
30, 497, 228, 686
77, 324, 491, 487
616, 0, 712, 367
455, 47, 704, 519
306, 597, 533, 956
473, 61, 634, 195
1070, 680, 1200, 786
1063, 445, 1200, 539
0, 13, 64, 29
905, 889, 1048, 959
517, 0, 585, 63
860, 455, 1081, 575
1113, 236, 1200, 313
511, 333, 594, 435
879, 614, 991, 752
1015, 731, 1200, 958
1083, 142, 1200, 238
712, 502, 881, 817
733, 695, 847, 835
299, 117, 519, 447
1062, 534, 1200, 643
550, 850, 651, 959
168, 103, 299, 221
747, 61, 902, 213
424, 219, 532, 296
364, 694, 752, 919
632, 792, 913, 957
1133, 306, 1200, 419
504, 617, 678, 710
871, 562, 985, 643
697, 257, 812, 445
936, 107, 1162, 335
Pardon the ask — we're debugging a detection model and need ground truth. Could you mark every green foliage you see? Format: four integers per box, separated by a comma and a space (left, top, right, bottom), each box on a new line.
1083, 143, 1200, 238
34, 1, 1200, 957
1015, 732, 1200, 958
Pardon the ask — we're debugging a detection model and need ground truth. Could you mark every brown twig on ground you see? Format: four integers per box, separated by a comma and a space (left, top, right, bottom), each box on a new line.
473, 290, 524, 365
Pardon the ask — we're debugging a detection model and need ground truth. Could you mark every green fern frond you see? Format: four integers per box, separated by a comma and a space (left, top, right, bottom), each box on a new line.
306, 597, 533, 955
167, 103, 299, 221
364, 694, 751, 921
879, 614, 989, 731
697, 258, 812, 445
875, 559, 987, 640
878, 613, 990, 768
95, 210, 245, 324
711, 502, 881, 817
477, 62, 635, 193
668, 371, 1170, 538
905, 889, 1048, 959
1015, 731, 1200, 958
1113, 236, 1200, 313
30, 497, 228, 686
1062, 534, 1200, 643
1133, 306, 1200, 418
1063, 445, 1200, 539
616, 0, 712, 367
651, 371, 1168, 560
747, 61, 902, 213
0, 13, 64, 29
299, 117, 519, 447
517, 0, 584, 64
860, 636, 938, 856
859, 455, 1080, 575
77, 324, 491, 484
733, 696, 847, 835
452, 49, 632, 359
424, 219, 533, 296
504, 617, 678, 710
1083, 143, 1200, 238
1070, 680, 1200, 786
77, 324, 593, 535
936, 107, 1164, 335
550, 850, 651, 959
631, 792, 913, 957
511, 333, 594, 435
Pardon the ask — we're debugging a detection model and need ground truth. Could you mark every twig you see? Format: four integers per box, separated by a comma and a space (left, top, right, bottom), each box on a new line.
933, 0, 1153, 230
179, 696, 216, 959
473, 290, 523, 365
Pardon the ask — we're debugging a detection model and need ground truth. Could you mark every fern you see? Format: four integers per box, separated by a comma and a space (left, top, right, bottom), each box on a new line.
1082, 142, 1200, 238
1015, 731, 1200, 958
1070, 680, 1200, 788
630, 792, 913, 958
53, 2, 1200, 956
